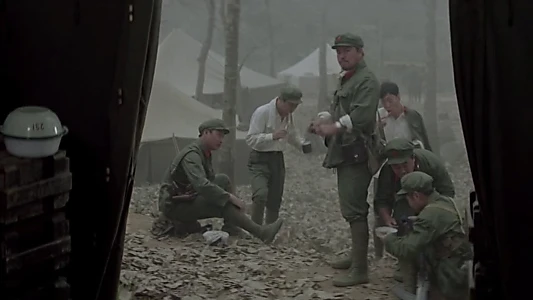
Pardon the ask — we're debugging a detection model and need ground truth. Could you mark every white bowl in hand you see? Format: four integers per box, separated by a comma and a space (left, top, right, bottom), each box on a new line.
1, 106, 68, 158
375, 226, 398, 239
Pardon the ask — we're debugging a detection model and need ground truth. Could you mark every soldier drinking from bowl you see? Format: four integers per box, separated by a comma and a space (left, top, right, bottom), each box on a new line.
246, 86, 305, 225
158, 118, 283, 244
374, 137, 455, 293
377, 171, 472, 300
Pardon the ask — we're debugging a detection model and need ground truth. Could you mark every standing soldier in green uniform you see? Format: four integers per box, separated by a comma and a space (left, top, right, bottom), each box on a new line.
374, 137, 455, 293
246, 86, 304, 225
158, 119, 283, 244
312, 33, 380, 287
378, 171, 472, 300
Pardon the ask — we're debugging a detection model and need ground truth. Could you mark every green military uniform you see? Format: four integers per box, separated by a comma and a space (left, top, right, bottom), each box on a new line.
159, 119, 283, 244
384, 172, 472, 300
323, 34, 380, 287
374, 138, 455, 290
248, 86, 303, 225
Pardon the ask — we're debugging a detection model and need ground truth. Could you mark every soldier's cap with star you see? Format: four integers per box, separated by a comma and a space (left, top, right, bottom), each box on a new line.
332, 33, 364, 49
279, 85, 303, 104
198, 118, 230, 135
397, 171, 434, 196
384, 138, 415, 165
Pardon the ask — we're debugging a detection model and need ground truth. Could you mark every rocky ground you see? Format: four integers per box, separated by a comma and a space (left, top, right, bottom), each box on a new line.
120, 99, 474, 300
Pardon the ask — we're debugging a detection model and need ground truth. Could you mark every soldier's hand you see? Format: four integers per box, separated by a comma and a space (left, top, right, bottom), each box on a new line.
383, 217, 398, 227
272, 128, 288, 140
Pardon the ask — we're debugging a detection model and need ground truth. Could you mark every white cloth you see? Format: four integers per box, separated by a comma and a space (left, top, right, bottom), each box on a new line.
246, 98, 303, 152
378, 107, 412, 142
203, 230, 229, 246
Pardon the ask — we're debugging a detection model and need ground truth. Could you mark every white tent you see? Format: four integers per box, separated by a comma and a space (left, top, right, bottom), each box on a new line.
278, 44, 341, 79
155, 29, 282, 96
135, 80, 248, 186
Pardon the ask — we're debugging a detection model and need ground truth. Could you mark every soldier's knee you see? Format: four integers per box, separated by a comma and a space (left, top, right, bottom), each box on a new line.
214, 173, 231, 191
252, 187, 269, 204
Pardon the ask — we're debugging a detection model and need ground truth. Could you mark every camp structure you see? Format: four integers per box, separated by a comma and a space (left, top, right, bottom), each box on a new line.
278, 44, 340, 97
155, 29, 284, 127
134, 80, 250, 186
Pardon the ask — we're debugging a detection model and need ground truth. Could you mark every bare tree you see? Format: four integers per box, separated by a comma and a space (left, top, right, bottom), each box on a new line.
220, 0, 240, 185
424, 0, 440, 153
264, 0, 276, 77
195, 0, 216, 102
317, 3, 330, 112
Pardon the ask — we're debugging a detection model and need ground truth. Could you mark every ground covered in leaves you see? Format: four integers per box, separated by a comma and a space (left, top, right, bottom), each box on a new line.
121, 100, 473, 300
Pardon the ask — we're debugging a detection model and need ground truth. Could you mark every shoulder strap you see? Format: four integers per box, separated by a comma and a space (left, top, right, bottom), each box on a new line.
425, 197, 465, 233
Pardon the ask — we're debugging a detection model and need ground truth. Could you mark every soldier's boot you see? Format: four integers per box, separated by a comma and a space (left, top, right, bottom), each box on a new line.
251, 202, 266, 225
224, 205, 283, 244
399, 260, 417, 294
265, 209, 279, 224
332, 221, 370, 287
329, 252, 352, 270
393, 265, 403, 282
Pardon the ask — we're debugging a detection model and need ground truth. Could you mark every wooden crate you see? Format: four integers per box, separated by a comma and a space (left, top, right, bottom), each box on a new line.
6, 276, 70, 300
0, 150, 72, 224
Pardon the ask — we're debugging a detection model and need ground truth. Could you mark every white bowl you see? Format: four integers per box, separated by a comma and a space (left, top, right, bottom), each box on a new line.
1, 106, 68, 158
375, 226, 398, 236
1, 106, 67, 139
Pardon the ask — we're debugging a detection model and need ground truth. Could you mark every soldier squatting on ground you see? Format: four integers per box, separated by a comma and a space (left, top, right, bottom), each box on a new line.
157, 119, 283, 244
374, 137, 455, 293
377, 171, 472, 300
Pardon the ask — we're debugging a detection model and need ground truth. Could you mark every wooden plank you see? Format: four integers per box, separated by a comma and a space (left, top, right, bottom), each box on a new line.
0, 193, 69, 224
1, 212, 70, 257
3, 236, 71, 275
0, 173, 72, 209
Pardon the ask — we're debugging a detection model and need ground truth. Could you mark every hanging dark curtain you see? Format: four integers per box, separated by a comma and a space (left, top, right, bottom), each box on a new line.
449, 0, 533, 299
0, 0, 161, 299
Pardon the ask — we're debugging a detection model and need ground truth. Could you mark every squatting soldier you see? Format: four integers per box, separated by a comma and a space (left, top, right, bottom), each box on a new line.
373, 81, 432, 259
379, 171, 472, 300
374, 138, 455, 292
158, 119, 283, 244
312, 33, 380, 287
246, 86, 304, 225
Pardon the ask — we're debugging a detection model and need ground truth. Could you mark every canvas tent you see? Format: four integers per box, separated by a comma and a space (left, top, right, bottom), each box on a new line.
278, 44, 340, 97
135, 80, 251, 186
155, 29, 284, 125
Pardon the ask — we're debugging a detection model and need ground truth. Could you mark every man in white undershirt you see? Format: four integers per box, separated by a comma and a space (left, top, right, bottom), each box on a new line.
246, 86, 304, 225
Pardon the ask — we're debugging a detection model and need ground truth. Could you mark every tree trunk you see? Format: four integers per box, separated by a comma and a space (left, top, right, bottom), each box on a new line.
220, 0, 240, 185
264, 0, 275, 77
424, 0, 440, 154
195, 0, 215, 102
317, 8, 329, 112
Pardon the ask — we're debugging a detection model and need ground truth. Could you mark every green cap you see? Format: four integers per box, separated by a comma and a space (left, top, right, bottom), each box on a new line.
384, 138, 415, 165
397, 171, 434, 196
332, 33, 364, 49
198, 118, 229, 135
280, 86, 303, 104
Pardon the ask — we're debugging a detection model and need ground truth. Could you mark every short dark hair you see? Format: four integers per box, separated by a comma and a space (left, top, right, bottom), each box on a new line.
380, 81, 400, 99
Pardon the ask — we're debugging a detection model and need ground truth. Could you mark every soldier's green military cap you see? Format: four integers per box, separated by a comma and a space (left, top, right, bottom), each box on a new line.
397, 171, 434, 196
198, 118, 229, 135
332, 33, 364, 49
279, 85, 303, 104
384, 138, 415, 165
